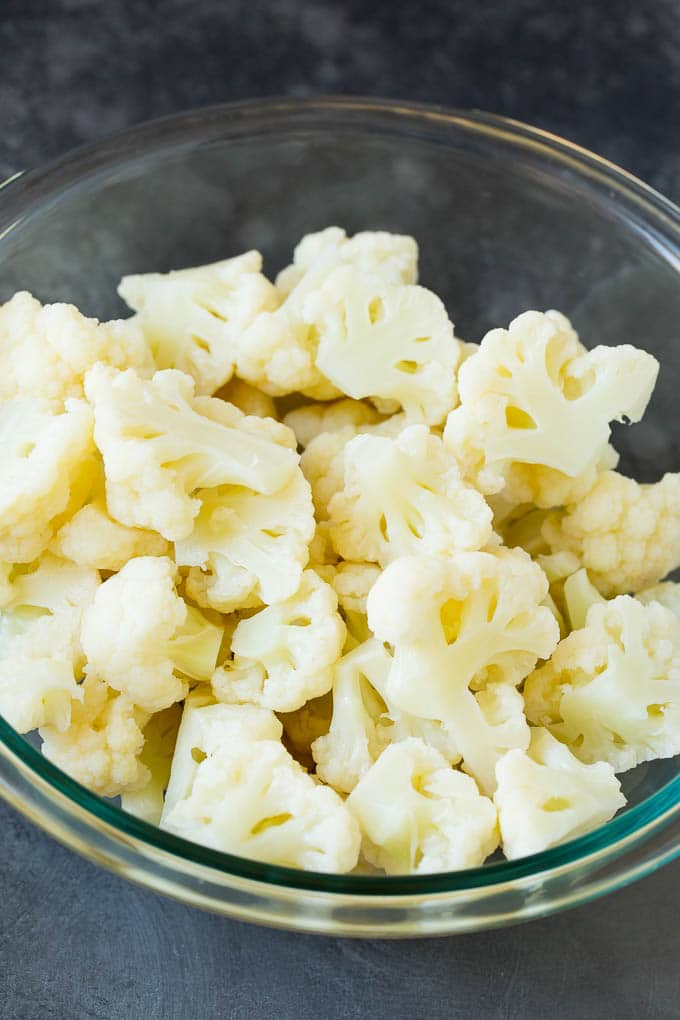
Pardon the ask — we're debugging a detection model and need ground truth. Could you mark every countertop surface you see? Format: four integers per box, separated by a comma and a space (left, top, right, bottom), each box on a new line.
1, 2, 679, 1018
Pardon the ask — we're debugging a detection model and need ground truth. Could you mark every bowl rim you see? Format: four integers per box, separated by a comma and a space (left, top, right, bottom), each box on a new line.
0, 95, 678, 899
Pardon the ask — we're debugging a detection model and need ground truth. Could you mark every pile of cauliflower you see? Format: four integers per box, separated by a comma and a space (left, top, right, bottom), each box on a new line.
2, 226, 679, 876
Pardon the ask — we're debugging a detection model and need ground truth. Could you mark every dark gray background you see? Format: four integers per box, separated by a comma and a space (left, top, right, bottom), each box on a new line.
1, 1, 679, 1017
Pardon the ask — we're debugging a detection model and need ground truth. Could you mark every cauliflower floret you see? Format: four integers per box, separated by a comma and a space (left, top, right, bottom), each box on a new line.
283, 398, 383, 449
50, 458, 168, 571
0, 290, 154, 402
444, 310, 657, 502
214, 377, 277, 420
347, 738, 499, 875
494, 727, 626, 859
367, 551, 559, 793
176, 466, 315, 613
81, 556, 222, 712
331, 561, 381, 615
0, 396, 95, 562
40, 676, 150, 798
161, 696, 360, 872
236, 228, 418, 400
542, 471, 680, 596
311, 266, 462, 424
121, 704, 182, 824
276, 227, 418, 295
0, 554, 100, 733
119, 252, 278, 396
212, 570, 346, 712
524, 596, 680, 771
278, 691, 333, 768
84, 365, 298, 541
637, 582, 680, 617
329, 425, 493, 565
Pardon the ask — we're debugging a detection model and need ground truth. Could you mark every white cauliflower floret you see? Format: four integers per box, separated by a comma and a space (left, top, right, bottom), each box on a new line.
0, 396, 95, 562
50, 459, 168, 571
331, 561, 381, 615
542, 471, 680, 596
328, 425, 493, 565
0, 554, 100, 733
312, 638, 460, 795
524, 596, 680, 771
637, 582, 680, 618
161, 695, 360, 872
214, 377, 277, 420
236, 228, 417, 400
119, 252, 278, 395
176, 466, 314, 613
212, 570, 346, 712
283, 398, 383, 449
40, 676, 150, 798
276, 227, 418, 294
81, 556, 222, 712
347, 738, 499, 874
121, 704, 182, 824
85, 365, 298, 541
367, 551, 559, 793
494, 727, 626, 859
0, 290, 154, 402
444, 310, 657, 502
311, 266, 462, 424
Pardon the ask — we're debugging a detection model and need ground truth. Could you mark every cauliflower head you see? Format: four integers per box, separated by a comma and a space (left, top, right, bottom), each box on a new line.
212, 570, 346, 712
81, 556, 222, 712
283, 397, 384, 449
444, 310, 657, 500
40, 676, 150, 798
542, 471, 680, 596
494, 727, 625, 859
161, 695, 360, 872
328, 425, 493, 565
0, 290, 154, 402
176, 465, 314, 613
85, 365, 298, 541
119, 252, 278, 395
311, 266, 461, 424
347, 738, 499, 874
214, 377, 277, 420
367, 550, 559, 793
0, 396, 95, 562
524, 595, 680, 771
637, 582, 680, 618
0, 554, 100, 733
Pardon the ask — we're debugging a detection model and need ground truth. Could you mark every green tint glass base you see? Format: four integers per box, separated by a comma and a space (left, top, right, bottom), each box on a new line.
0, 99, 679, 934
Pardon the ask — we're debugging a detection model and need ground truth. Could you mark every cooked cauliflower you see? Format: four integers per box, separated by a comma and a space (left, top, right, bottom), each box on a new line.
494, 727, 625, 859
347, 738, 499, 874
214, 377, 277, 420
329, 425, 493, 565
0, 554, 100, 733
524, 596, 680, 771
444, 310, 657, 503
283, 398, 384, 449
121, 704, 182, 824
542, 471, 680, 596
212, 570, 346, 712
119, 252, 278, 395
331, 561, 381, 615
311, 266, 461, 424
81, 556, 222, 712
40, 676, 150, 798
278, 691, 333, 768
176, 466, 314, 613
84, 365, 298, 541
0, 290, 154, 402
637, 582, 680, 617
161, 694, 360, 872
276, 227, 418, 294
367, 550, 559, 793
0, 396, 95, 562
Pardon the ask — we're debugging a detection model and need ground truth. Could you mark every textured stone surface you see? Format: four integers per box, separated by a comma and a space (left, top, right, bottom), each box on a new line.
1, 1, 679, 1017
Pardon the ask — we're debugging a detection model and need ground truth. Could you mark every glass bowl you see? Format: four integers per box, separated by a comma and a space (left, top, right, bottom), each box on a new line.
0, 97, 678, 937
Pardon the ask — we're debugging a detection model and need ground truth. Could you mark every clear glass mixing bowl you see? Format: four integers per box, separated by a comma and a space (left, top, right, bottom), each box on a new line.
0, 97, 678, 936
